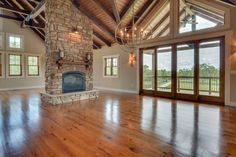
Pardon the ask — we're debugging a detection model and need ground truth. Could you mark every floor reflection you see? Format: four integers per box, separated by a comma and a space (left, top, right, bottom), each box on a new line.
104, 99, 120, 124
141, 97, 222, 156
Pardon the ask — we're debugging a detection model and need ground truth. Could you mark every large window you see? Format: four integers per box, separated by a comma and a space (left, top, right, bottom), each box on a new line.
179, 0, 225, 34
104, 56, 118, 77
27, 56, 39, 76
140, 37, 224, 104
9, 54, 22, 76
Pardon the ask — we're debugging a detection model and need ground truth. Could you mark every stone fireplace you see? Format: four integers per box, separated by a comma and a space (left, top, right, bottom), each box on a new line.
41, 0, 98, 105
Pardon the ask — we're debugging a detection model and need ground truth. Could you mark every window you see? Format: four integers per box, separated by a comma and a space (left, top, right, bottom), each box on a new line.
9, 54, 22, 76
179, 0, 225, 34
6, 33, 24, 51
27, 56, 40, 76
104, 56, 118, 77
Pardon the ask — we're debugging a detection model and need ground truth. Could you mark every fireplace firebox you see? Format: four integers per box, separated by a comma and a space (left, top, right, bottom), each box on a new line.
62, 71, 86, 93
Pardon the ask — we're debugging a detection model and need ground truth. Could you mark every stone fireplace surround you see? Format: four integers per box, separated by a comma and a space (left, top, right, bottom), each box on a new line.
41, 0, 98, 105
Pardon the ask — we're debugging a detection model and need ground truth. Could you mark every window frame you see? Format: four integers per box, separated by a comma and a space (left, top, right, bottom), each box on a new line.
0, 52, 5, 78
26, 55, 41, 77
103, 55, 119, 78
7, 53, 24, 78
0, 32, 5, 50
6, 33, 24, 51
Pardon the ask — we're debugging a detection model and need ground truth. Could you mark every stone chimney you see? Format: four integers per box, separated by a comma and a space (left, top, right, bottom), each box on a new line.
44, 0, 93, 95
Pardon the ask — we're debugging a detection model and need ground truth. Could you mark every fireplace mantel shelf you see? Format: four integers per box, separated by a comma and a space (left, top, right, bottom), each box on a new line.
57, 59, 92, 69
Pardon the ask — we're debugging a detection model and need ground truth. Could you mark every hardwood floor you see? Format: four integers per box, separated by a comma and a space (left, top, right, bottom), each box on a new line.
0, 89, 236, 157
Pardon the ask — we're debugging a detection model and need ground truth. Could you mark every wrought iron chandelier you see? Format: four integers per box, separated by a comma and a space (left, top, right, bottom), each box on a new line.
115, 3, 153, 53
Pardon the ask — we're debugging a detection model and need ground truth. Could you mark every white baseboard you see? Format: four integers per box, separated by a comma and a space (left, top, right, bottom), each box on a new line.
94, 86, 138, 94
0, 86, 45, 91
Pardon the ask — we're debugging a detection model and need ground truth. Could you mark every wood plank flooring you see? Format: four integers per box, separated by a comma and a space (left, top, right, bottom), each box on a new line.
0, 89, 236, 157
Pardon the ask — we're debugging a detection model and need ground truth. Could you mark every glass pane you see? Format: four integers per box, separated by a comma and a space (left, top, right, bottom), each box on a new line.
9, 36, 21, 48
179, 0, 224, 34
10, 55, 21, 65
112, 58, 118, 66
157, 46, 172, 92
29, 66, 39, 75
10, 65, 21, 76
112, 67, 118, 76
143, 49, 155, 90
106, 58, 111, 66
106, 67, 111, 76
28, 56, 38, 66
199, 40, 220, 96
177, 44, 195, 94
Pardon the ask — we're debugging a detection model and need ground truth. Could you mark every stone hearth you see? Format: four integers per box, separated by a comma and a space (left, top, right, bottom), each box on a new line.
41, 0, 98, 105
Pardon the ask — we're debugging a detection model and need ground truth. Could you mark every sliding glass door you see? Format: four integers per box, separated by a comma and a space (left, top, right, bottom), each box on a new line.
142, 49, 155, 90
176, 44, 195, 95
156, 46, 172, 92
140, 37, 224, 104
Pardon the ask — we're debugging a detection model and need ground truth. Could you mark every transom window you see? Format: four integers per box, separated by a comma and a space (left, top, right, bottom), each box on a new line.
104, 56, 118, 77
179, 0, 225, 34
7, 33, 24, 51
27, 56, 39, 76
9, 54, 22, 76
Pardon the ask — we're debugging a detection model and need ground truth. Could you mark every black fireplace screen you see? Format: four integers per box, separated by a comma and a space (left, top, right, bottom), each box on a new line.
62, 71, 86, 93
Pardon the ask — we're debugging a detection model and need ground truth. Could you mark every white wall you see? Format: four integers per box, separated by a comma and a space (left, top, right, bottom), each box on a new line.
0, 14, 46, 90
93, 44, 138, 93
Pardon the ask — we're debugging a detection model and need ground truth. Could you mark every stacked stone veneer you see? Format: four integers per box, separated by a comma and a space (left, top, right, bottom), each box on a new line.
41, 0, 96, 104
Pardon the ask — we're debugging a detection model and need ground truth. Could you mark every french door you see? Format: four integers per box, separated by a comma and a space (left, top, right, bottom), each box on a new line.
140, 37, 224, 104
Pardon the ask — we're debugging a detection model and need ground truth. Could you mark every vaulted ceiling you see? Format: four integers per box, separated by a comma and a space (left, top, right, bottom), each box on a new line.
0, 0, 235, 49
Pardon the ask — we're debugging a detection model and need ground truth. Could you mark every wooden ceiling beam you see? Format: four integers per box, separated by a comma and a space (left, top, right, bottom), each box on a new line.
0, 3, 30, 15
72, 1, 116, 42
3, 0, 45, 41
93, 31, 112, 47
120, 0, 135, 20
91, 0, 116, 24
0, 14, 22, 21
126, 0, 155, 28
93, 41, 102, 49
110, 0, 120, 23
24, 0, 45, 23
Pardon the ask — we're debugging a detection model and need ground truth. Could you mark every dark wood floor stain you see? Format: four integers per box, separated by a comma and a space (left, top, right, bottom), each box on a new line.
0, 89, 236, 157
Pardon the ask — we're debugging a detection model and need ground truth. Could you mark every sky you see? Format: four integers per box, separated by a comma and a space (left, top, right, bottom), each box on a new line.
143, 46, 220, 71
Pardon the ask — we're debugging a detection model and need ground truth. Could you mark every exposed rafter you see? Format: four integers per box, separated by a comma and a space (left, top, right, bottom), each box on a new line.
120, 0, 135, 20
0, 3, 30, 15
93, 31, 112, 47
91, 0, 116, 23
23, 0, 45, 25
110, 0, 120, 23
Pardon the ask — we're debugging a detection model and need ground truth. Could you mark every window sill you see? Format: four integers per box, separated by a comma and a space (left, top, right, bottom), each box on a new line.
103, 76, 119, 79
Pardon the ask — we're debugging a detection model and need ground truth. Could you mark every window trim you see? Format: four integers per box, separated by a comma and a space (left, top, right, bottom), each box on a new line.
26, 55, 41, 77
103, 55, 119, 78
6, 53, 24, 78
0, 32, 5, 50
6, 33, 24, 51
0, 52, 5, 78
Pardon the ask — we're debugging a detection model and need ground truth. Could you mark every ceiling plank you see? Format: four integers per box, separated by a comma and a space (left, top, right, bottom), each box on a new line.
93, 41, 102, 49
91, 0, 116, 23
110, 0, 120, 23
